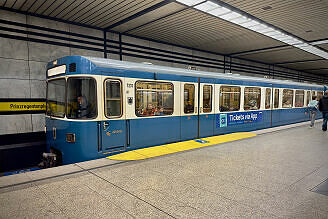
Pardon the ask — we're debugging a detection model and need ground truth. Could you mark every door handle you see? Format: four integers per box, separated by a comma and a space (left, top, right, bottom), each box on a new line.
103, 121, 109, 130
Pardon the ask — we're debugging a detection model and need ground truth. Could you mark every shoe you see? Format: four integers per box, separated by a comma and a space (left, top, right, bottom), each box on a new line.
309, 126, 313, 128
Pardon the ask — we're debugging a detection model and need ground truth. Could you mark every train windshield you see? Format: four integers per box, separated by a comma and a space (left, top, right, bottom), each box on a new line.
66, 77, 97, 119
47, 79, 66, 118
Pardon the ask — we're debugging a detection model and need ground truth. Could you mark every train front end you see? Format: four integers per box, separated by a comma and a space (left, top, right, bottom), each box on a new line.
45, 56, 100, 165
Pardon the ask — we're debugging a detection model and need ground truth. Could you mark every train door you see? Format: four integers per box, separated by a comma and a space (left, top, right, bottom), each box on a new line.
199, 82, 215, 137
181, 82, 199, 140
100, 77, 127, 153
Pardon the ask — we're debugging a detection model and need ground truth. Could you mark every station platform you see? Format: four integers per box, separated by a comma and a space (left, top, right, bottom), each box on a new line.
1, 121, 328, 218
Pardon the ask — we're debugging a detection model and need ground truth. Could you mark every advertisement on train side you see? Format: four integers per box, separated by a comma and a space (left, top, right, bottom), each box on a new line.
217, 111, 263, 128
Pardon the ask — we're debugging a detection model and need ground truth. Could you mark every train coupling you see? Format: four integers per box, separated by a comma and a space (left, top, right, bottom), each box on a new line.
39, 152, 57, 168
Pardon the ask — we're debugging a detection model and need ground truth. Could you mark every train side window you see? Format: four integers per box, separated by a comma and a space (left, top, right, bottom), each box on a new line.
219, 86, 240, 112
265, 88, 271, 109
282, 89, 294, 108
317, 91, 324, 100
295, 90, 304, 107
66, 77, 97, 119
274, 89, 279, 108
135, 81, 173, 117
184, 84, 195, 114
244, 87, 261, 111
203, 85, 212, 113
306, 91, 311, 105
105, 80, 122, 118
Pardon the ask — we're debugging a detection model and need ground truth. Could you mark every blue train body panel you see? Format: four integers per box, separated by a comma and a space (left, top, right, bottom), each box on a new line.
181, 115, 198, 140
129, 117, 181, 148
199, 114, 215, 138
45, 56, 326, 165
46, 118, 100, 164
101, 119, 127, 152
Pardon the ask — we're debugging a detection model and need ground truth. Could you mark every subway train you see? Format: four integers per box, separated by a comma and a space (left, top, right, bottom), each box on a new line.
45, 56, 325, 165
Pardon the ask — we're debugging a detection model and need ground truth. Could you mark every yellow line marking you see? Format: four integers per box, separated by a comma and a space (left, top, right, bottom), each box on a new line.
107, 132, 257, 161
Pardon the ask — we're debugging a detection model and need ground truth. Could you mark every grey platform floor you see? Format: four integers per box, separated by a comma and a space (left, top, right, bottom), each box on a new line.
1, 122, 328, 218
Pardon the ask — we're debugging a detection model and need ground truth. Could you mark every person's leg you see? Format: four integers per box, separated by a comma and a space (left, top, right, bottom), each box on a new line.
323, 112, 328, 131
310, 111, 315, 127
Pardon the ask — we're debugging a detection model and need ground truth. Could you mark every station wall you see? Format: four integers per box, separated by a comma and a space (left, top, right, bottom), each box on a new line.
0, 9, 325, 135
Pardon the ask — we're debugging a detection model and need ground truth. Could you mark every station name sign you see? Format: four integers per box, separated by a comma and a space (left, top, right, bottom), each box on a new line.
0, 99, 46, 115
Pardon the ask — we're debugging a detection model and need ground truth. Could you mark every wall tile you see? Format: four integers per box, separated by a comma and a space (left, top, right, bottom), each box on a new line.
0, 58, 29, 79
107, 53, 120, 60
149, 41, 173, 52
30, 80, 46, 98
107, 32, 119, 42
70, 25, 103, 38
32, 114, 45, 132
26, 16, 69, 32
0, 38, 28, 60
0, 79, 30, 98
29, 61, 47, 80
122, 56, 149, 64
28, 42, 70, 62
0, 9, 26, 23
122, 35, 149, 47
70, 48, 104, 58
0, 114, 32, 135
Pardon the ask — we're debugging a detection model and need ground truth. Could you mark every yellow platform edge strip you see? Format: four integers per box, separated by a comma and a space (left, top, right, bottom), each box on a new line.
107, 132, 256, 161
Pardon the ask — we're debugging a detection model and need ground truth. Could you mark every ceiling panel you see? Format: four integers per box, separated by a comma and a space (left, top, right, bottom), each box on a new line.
94, 0, 163, 28
236, 47, 320, 64
222, 0, 328, 42
278, 59, 328, 71
0, 0, 327, 79
128, 8, 284, 54
10, 0, 27, 10
112, 2, 186, 33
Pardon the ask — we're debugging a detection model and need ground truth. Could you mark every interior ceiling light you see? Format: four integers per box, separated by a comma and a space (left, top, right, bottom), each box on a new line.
176, 0, 328, 59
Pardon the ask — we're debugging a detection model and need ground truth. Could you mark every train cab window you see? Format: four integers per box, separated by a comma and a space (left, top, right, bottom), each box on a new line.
203, 85, 212, 113
47, 79, 66, 118
306, 91, 311, 106
265, 88, 271, 109
219, 86, 240, 112
135, 81, 173, 116
282, 89, 294, 108
105, 80, 122, 118
184, 84, 195, 114
244, 87, 261, 111
295, 90, 304, 107
317, 91, 324, 100
274, 89, 279, 108
66, 77, 97, 119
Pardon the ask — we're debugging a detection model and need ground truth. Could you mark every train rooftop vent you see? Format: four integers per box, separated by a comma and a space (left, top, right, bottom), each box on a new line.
69, 63, 76, 72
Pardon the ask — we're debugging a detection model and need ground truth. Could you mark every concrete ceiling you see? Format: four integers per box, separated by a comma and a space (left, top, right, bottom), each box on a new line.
1, 0, 328, 78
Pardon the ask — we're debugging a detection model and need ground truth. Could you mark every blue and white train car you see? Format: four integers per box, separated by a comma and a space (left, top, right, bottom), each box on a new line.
45, 56, 324, 165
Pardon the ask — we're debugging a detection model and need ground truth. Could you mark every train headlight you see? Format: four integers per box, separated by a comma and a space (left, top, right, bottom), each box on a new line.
66, 133, 75, 143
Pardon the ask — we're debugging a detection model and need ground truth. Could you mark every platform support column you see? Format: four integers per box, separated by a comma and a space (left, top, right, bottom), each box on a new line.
119, 33, 123, 61
104, 31, 107, 58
